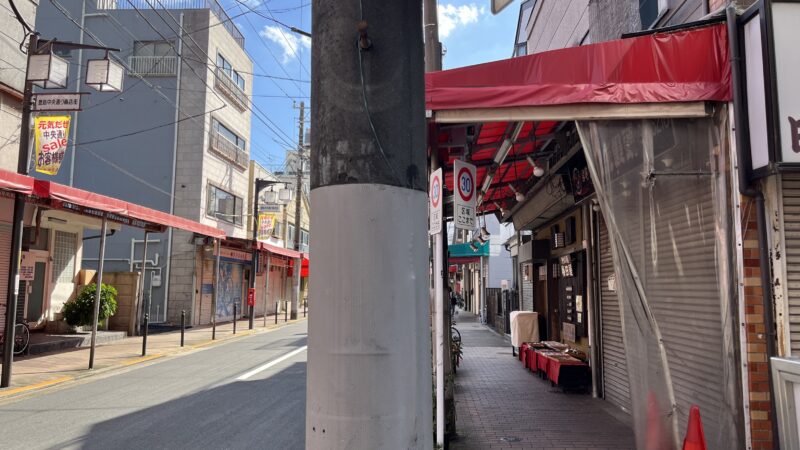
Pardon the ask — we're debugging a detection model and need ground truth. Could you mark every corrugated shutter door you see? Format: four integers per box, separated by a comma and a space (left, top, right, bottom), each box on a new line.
646, 177, 725, 444
782, 174, 800, 354
599, 217, 631, 413
0, 224, 10, 336
522, 277, 533, 311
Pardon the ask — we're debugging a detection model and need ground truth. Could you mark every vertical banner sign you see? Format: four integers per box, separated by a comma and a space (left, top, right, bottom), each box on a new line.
257, 213, 276, 242
773, 3, 800, 161
34, 115, 71, 175
429, 168, 443, 235
454, 160, 476, 230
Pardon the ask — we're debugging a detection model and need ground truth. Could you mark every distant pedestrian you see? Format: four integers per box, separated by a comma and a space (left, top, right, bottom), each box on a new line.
450, 288, 457, 316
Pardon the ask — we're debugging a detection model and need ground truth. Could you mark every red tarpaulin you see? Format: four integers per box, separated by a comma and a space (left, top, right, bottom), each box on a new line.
425, 23, 731, 111
0, 169, 36, 195
258, 241, 303, 259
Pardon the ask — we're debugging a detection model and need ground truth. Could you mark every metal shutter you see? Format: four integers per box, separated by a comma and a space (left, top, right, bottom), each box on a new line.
599, 217, 631, 413
782, 173, 800, 354
522, 277, 533, 311
0, 224, 10, 336
645, 177, 725, 444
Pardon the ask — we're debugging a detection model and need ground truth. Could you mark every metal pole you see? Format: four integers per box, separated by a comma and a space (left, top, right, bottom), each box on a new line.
89, 216, 108, 369
263, 254, 271, 327
233, 304, 237, 334
307, 1, 431, 446
284, 300, 288, 323
212, 239, 220, 340
141, 313, 149, 356
275, 301, 279, 324
250, 180, 262, 331
291, 101, 305, 321
180, 310, 185, 347
1, 34, 37, 388
137, 231, 149, 335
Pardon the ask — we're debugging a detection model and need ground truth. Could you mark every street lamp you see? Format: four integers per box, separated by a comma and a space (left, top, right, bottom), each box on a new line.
85, 54, 125, 92
2, 34, 122, 388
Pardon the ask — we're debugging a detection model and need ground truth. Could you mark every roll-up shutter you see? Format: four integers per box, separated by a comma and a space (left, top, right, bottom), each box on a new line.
522, 276, 533, 312
0, 224, 10, 336
782, 173, 800, 354
645, 175, 725, 444
599, 217, 631, 413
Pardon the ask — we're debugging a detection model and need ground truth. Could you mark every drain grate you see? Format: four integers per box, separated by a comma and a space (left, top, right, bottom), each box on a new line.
500, 436, 521, 443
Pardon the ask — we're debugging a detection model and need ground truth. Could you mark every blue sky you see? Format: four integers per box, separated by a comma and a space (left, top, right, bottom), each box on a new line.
227, 0, 519, 171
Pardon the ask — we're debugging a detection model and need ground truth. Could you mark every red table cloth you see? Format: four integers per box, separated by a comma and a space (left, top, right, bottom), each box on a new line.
536, 350, 562, 375
520, 343, 529, 363
525, 347, 538, 371
546, 354, 587, 384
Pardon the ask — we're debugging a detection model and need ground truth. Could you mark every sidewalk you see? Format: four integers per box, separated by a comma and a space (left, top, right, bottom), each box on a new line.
450, 311, 635, 450
0, 312, 307, 397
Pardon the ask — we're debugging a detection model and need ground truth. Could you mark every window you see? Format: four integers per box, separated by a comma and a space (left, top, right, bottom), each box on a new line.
207, 184, 244, 225
639, 0, 668, 29
273, 221, 283, 238
288, 224, 296, 246
212, 119, 246, 151
134, 41, 175, 57
53, 231, 77, 283
300, 229, 309, 252
217, 53, 245, 91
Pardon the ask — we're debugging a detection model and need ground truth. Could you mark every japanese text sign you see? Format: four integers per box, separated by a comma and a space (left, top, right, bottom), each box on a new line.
429, 168, 443, 235
257, 213, 277, 242
34, 115, 71, 175
454, 160, 476, 230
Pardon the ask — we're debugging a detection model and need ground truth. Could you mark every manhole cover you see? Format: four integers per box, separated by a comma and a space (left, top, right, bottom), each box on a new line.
500, 436, 521, 442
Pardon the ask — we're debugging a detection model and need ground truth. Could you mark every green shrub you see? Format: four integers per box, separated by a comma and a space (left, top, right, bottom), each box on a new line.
63, 283, 118, 327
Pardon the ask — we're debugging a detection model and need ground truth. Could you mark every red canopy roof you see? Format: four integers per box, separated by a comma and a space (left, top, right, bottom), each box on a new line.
0, 169, 225, 238
425, 23, 731, 111
257, 241, 303, 259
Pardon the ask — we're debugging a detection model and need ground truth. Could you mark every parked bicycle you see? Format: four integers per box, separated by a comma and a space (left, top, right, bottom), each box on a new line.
0, 319, 30, 355
451, 324, 462, 373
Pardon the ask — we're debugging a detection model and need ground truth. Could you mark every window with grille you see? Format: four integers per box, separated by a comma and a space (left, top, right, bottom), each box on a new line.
53, 231, 77, 283
216, 53, 245, 90
206, 184, 243, 225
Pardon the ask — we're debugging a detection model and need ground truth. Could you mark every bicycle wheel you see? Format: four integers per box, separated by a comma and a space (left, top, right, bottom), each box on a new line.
451, 326, 461, 344
13, 323, 29, 355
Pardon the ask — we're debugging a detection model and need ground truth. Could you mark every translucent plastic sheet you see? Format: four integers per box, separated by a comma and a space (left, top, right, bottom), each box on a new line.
577, 108, 743, 449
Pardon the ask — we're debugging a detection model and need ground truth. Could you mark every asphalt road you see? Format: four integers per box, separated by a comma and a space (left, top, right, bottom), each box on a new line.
0, 320, 308, 450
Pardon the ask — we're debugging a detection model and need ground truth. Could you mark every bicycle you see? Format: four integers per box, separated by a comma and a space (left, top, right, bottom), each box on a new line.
0, 320, 30, 356
451, 324, 462, 373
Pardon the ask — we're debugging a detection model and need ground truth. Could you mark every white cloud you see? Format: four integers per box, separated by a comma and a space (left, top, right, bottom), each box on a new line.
438, 3, 486, 38
259, 25, 311, 65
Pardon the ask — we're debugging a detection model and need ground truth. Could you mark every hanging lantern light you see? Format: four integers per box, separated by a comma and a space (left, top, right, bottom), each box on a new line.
263, 190, 279, 204
27, 51, 68, 89
86, 53, 125, 92
278, 188, 293, 203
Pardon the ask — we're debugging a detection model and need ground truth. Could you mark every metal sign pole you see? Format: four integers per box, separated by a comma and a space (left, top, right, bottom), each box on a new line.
89, 215, 108, 369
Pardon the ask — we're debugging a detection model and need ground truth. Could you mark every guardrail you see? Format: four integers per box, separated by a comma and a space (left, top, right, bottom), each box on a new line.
127, 56, 177, 77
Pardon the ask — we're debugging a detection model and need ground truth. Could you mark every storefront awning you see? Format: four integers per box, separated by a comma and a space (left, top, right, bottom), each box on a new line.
449, 241, 490, 258
0, 169, 226, 238
257, 241, 303, 259
426, 23, 730, 113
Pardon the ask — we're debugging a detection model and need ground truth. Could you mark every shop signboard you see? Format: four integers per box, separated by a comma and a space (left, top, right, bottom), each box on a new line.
32, 93, 83, 112
453, 160, 476, 230
34, 115, 71, 175
429, 167, 443, 235
257, 213, 277, 242
20, 252, 35, 281
772, 2, 800, 163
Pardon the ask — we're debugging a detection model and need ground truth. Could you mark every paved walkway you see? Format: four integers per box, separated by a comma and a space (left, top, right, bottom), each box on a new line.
450, 311, 635, 450
0, 312, 306, 397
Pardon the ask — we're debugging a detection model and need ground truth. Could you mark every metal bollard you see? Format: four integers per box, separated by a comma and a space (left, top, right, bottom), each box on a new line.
180, 310, 186, 347
304, 300, 307, 317
275, 302, 279, 324
141, 313, 149, 356
233, 304, 238, 334
284, 300, 288, 322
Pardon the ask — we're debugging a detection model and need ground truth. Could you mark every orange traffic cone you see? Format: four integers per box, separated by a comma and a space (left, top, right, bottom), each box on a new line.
682, 405, 707, 450
645, 392, 670, 450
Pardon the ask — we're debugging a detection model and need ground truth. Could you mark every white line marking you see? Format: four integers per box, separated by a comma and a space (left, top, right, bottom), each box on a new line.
236, 346, 308, 381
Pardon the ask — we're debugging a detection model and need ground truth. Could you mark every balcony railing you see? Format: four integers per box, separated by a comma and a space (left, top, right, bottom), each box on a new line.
96, 0, 245, 49
214, 67, 248, 111
127, 56, 177, 77
209, 128, 248, 169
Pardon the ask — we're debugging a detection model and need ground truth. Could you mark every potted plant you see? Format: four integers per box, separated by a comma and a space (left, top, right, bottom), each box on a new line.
63, 283, 118, 331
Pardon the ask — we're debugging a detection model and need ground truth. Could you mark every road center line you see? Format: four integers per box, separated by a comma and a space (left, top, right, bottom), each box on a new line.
236, 346, 308, 381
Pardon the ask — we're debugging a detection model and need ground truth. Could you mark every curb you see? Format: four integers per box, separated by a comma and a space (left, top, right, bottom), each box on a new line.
0, 317, 308, 402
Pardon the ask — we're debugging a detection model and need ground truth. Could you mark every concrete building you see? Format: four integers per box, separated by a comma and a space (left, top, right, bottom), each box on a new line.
34, 0, 252, 325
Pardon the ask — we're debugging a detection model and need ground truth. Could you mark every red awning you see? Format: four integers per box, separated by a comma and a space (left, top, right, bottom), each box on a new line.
449, 256, 480, 265
425, 23, 730, 111
258, 241, 303, 259
0, 169, 36, 195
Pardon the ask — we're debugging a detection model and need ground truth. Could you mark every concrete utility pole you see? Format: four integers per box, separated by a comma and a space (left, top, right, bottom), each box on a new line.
307, 1, 433, 448
291, 101, 305, 321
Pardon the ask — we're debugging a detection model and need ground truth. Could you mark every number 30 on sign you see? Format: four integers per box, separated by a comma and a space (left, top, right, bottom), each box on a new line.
454, 160, 476, 230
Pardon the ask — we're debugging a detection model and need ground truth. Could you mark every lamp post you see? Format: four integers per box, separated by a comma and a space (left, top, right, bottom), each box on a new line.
1, 35, 122, 388
249, 178, 287, 330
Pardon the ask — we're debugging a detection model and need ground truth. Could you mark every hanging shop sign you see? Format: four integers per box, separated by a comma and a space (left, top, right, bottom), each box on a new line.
260, 204, 281, 213
34, 115, 71, 175
257, 213, 277, 242
772, 2, 800, 163
429, 167, 443, 235
454, 160, 476, 230
19, 252, 35, 281
31, 93, 84, 112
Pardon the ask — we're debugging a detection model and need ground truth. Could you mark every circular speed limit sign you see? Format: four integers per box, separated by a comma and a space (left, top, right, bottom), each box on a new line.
457, 167, 474, 202
431, 175, 441, 208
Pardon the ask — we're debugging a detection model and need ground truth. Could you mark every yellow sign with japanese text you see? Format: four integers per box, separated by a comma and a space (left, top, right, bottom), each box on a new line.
257, 213, 277, 242
34, 115, 71, 175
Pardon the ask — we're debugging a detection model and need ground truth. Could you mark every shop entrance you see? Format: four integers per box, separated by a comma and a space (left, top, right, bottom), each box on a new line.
24, 252, 49, 325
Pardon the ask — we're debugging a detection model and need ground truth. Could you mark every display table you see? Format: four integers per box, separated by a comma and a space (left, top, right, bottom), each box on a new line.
520, 343, 529, 364
535, 350, 562, 378
525, 346, 538, 371
546, 353, 589, 391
